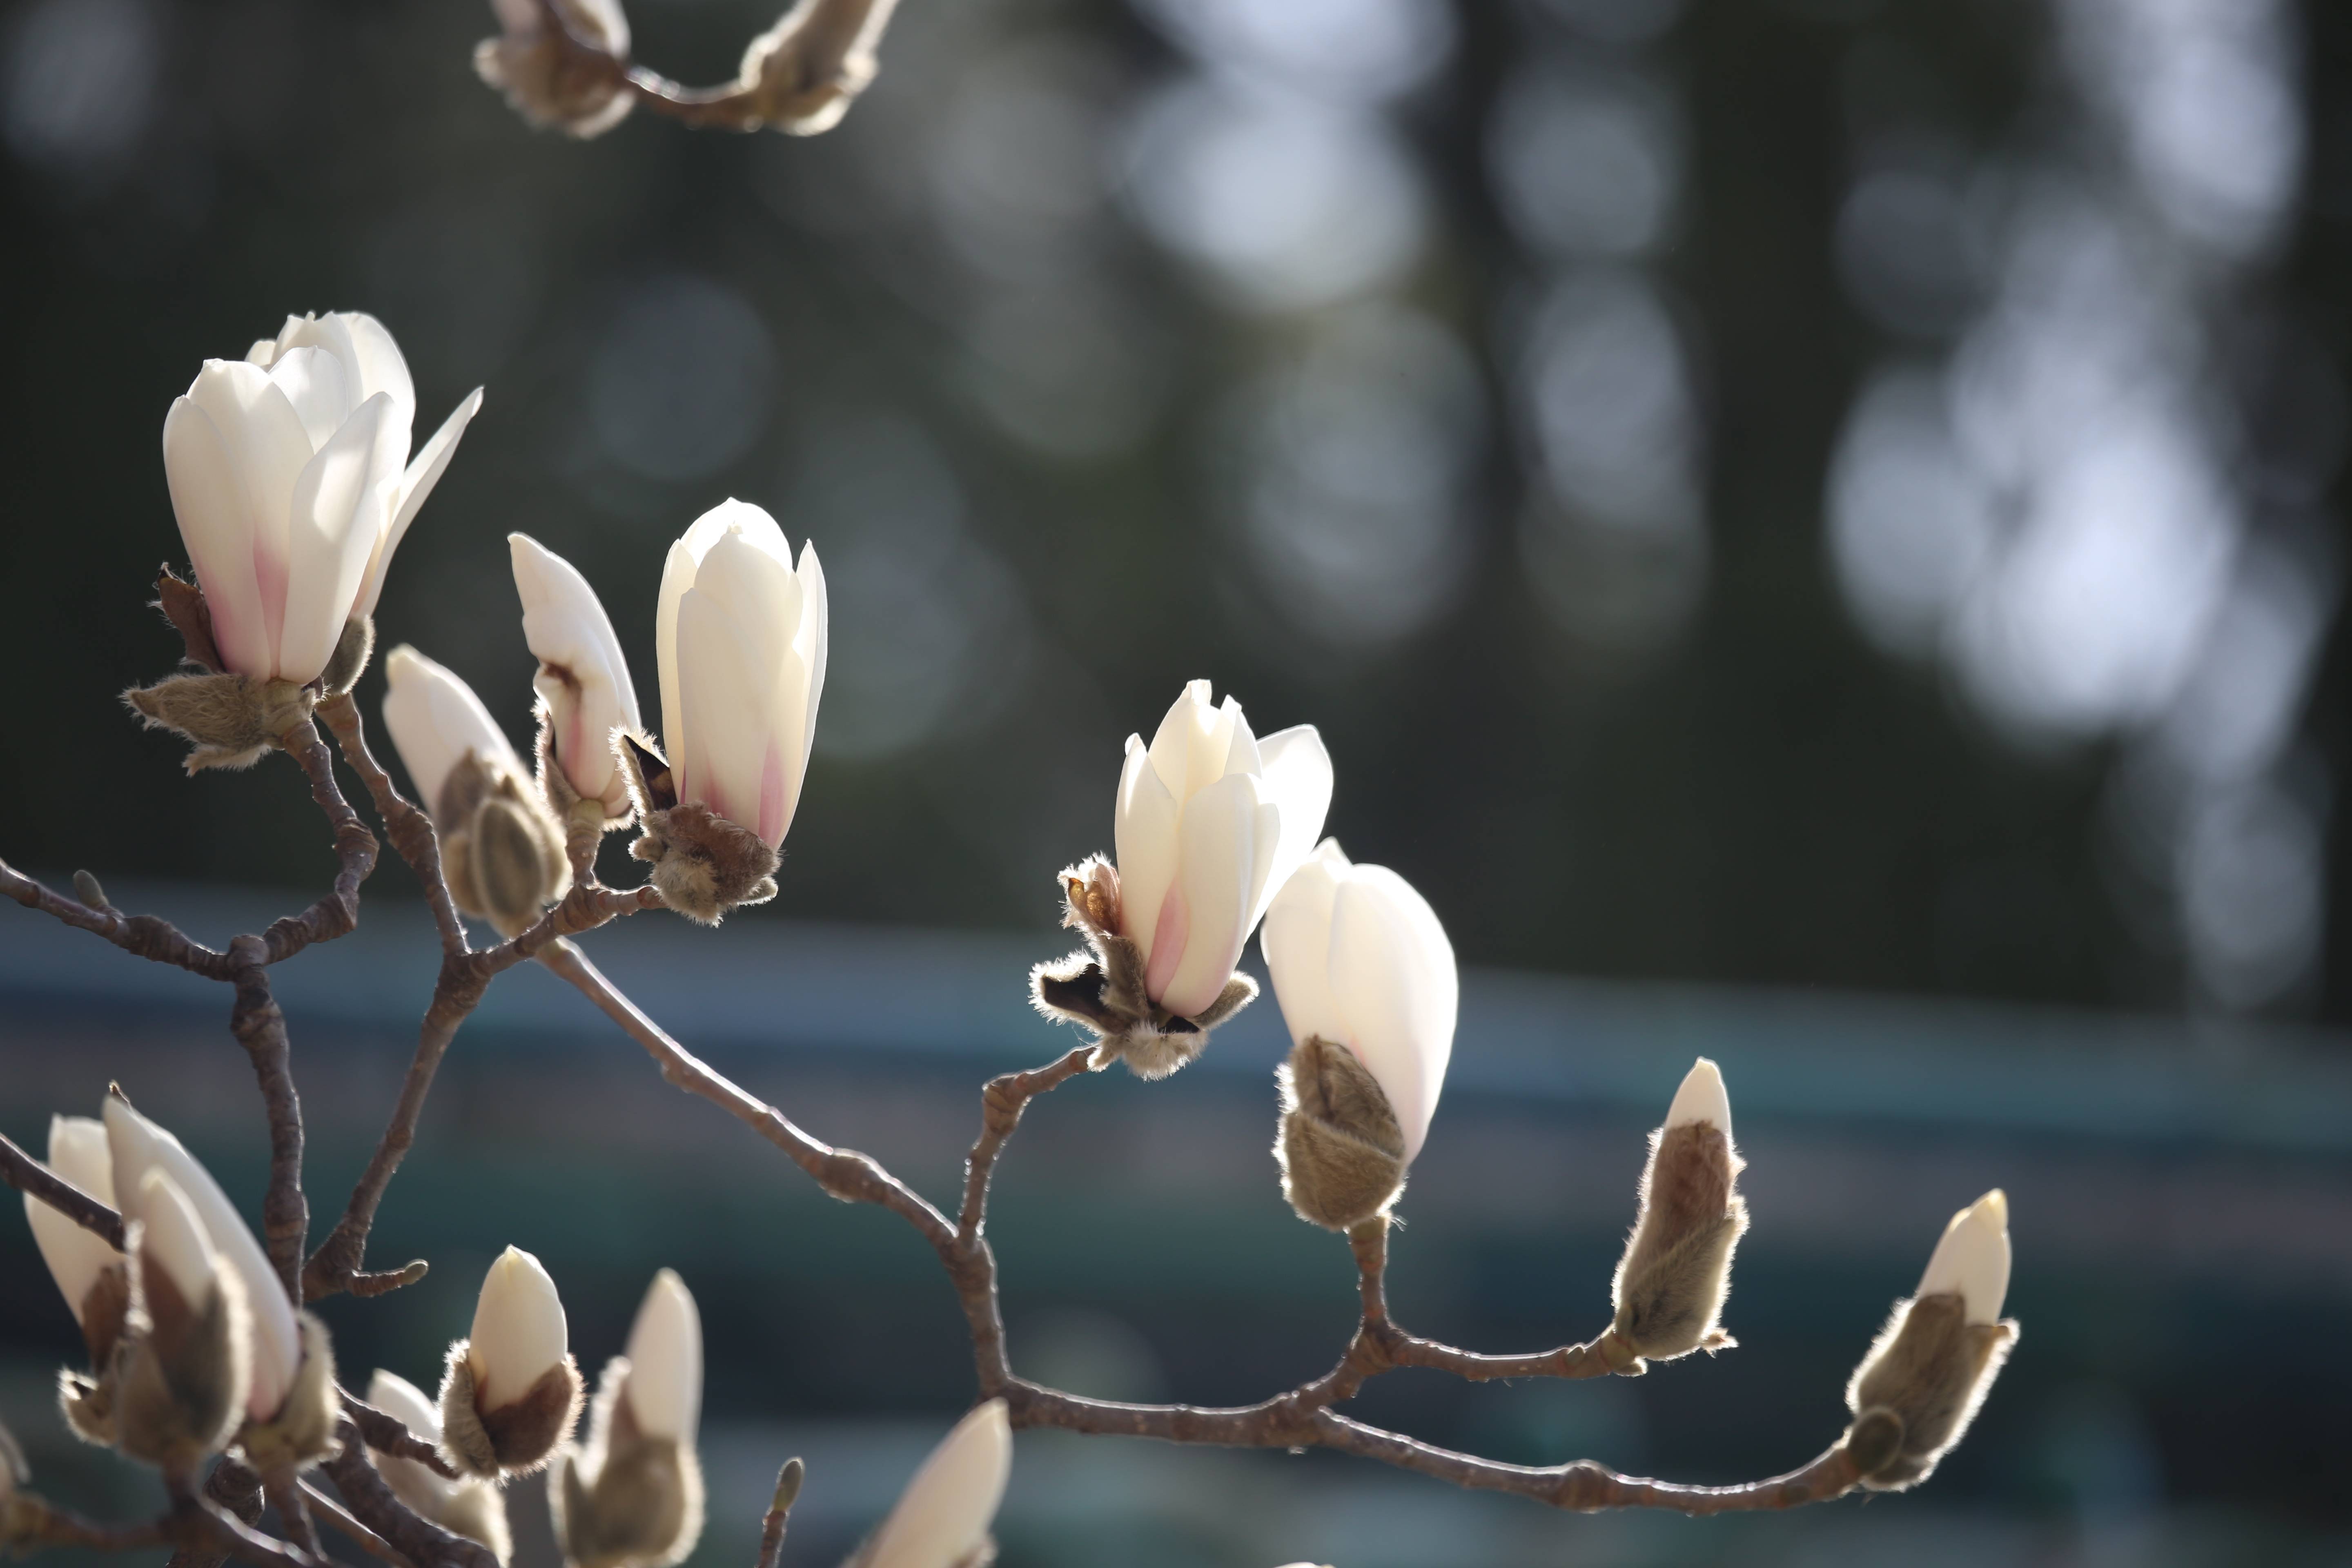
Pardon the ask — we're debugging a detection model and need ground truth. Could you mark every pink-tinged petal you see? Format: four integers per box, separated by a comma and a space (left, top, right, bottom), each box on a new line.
1249, 725, 1333, 927
360, 387, 484, 617
1159, 771, 1263, 1018
1144, 885, 1189, 1002
1329, 866, 1456, 1163
1260, 838, 1352, 1049
163, 397, 271, 677
793, 539, 827, 774
1114, 735, 1180, 958
186, 359, 313, 666
279, 393, 399, 683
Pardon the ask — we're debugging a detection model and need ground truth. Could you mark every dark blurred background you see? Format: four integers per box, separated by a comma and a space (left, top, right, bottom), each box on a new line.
4, 0, 2352, 1563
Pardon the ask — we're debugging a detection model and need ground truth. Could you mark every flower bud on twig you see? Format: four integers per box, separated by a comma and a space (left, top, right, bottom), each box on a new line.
554, 1270, 704, 1568
512, 533, 642, 829
106, 1170, 252, 1474
383, 647, 571, 936
476, 0, 635, 139
1263, 843, 1455, 1230
736, 0, 900, 135
440, 1247, 584, 1478
366, 1370, 512, 1565
848, 1400, 1011, 1568
1032, 681, 1329, 1079
24, 1116, 130, 1365
1605, 1059, 1750, 1369
1841, 1191, 2018, 1491
628, 501, 825, 924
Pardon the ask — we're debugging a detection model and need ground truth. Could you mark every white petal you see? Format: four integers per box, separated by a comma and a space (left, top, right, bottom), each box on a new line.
280, 392, 401, 683
25, 1116, 122, 1326
468, 1247, 568, 1409
381, 646, 520, 819
186, 359, 314, 670
163, 396, 272, 677
1259, 839, 1350, 1049
1144, 679, 1217, 802
103, 1098, 299, 1418
134, 1168, 222, 1310
1917, 1190, 2011, 1324
511, 532, 640, 813
266, 345, 354, 449
790, 539, 828, 814
621, 1269, 701, 1442
367, 1368, 443, 1442
655, 500, 784, 795
1158, 771, 1264, 1018
1664, 1058, 1731, 1140
1248, 726, 1333, 926
865, 1401, 1011, 1568
276, 312, 416, 434
1329, 866, 1456, 1163
366, 1369, 455, 1511
361, 388, 485, 618
1113, 735, 1180, 958
1219, 699, 1262, 780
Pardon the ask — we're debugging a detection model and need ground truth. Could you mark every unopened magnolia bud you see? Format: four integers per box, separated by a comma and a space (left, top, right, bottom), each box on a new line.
367, 1370, 514, 1566
1274, 1036, 1406, 1231
1029, 856, 1256, 1080
1842, 1191, 2018, 1491
552, 1269, 705, 1568
24, 1116, 129, 1363
110, 1172, 251, 1473
238, 1312, 343, 1475
122, 672, 314, 773
850, 1400, 1011, 1568
1606, 1059, 1748, 1368
617, 733, 779, 926
475, 0, 634, 137
512, 533, 641, 824
441, 1247, 584, 1477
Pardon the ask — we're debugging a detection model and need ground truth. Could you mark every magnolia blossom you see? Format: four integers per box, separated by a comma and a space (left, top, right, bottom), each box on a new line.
620, 1269, 701, 1441
1116, 681, 1332, 1019
1918, 1190, 2011, 1323
469, 1246, 570, 1409
25, 1116, 122, 1327
382, 646, 526, 816
511, 533, 641, 816
1262, 841, 1457, 1162
163, 312, 481, 683
104, 1098, 300, 1419
862, 1400, 1011, 1568
655, 500, 827, 848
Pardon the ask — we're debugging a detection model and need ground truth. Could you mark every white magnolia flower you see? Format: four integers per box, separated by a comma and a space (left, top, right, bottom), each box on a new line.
621, 1269, 700, 1442
24, 1115, 122, 1326
1665, 1058, 1731, 1138
1917, 1190, 2011, 1324
1261, 840, 1456, 1162
469, 1246, 569, 1409
1116, 680, 1332, 1019
104, 1098, 300, 1419
655, 500, 827, 848
510, 533, 641, 817
863, 1400, 1012, 1568
163, 312, 481, 682
382, 646, 525, 815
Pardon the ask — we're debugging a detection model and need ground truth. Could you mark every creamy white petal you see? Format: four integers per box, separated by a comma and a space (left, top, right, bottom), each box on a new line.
1249, 726, 1333, 924
1114, 735, 1181, 960
864, 1401, 1011, 1568
511, 532, 639, 813
1664, 1058, 1731, 1139
1159, 771, 1264, 1018
134, 1168, 221, 1309
382, 646, 519, 818
104, 1098, 299, 1418
266, 345, 354, 450
368, 1368, 443, 1442
367, 1369, 455, 1510
362, 388, 486, 618
280, 392, 399, 683
1219, 699, 1262, 782
25, 1116, 122, 1326
655, 500, 782, 790
1917, 1190, 2010, 1324
186, 360, 313, 669
277, 312, 416, 434
1328, 867, 1456, 1163
1144, 679, 1217, 801
163, 396, 273, 677
621, 1269, 701, 1442
1259, 840, 1350, 1050
468, 1247, 568, 1409
788, 539, 827, 821
674, 588, 764, 832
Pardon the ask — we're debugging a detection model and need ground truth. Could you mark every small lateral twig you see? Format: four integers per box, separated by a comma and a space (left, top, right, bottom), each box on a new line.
0, 1130, 126, 1248
753, 1457, 804, 1568
321, 1426, 501, 1568
298, 1481, 414, 1568
339, 1391, 463, 1480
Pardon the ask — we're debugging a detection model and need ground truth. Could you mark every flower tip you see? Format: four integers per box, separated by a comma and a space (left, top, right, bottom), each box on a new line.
470, 1246, 568, 1403
1664, 1057, 1731, 1138
1918, 1190, 2011, 1324
869, 1399, 1013, 1567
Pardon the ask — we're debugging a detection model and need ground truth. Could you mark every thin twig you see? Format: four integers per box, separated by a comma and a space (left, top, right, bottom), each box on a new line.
259, 717, 378, 964
0, 859, 232, 977
1, 1130, 127, 1247
321, 1427, 501, 1568
299, 1482, 415, 1568
227, 936, 307, 1303
340, 1391, 463, 1480
315, 694, 465, 958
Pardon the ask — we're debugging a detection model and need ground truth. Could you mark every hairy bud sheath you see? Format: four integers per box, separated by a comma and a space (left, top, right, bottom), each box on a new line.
1606, 1060, 1749, 1369
1275, 1036, 1407, 1230
367, 1370, 513, 1565
238, 1313, 344, 1476
554, 1270, 705, 1568
123, 672, 314, 774
440, 1247, 584, 1477
1030, 856, 1256, 1080
101, 1173, 251, 1474
1842, 1191, 2018, 1490
476, 0, 635, 139
616, 733, 778, 925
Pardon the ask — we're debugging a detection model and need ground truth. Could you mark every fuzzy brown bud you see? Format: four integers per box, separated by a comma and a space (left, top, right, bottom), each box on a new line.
101, 1211, 253, 1476
1029, 856, 1257, 1080
122, 673, 314, 773
238, 1313, 343, 1476
319, 616, 376, 698
1606, 1068, 1748, 1368
439, 751, 573, 938
615, 733, 778, 926
438, 1344, 586, 1479
1840, 1292, 2018, 1490
553, 1357, 705, 1568
1274, 1036, 1407, 1231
